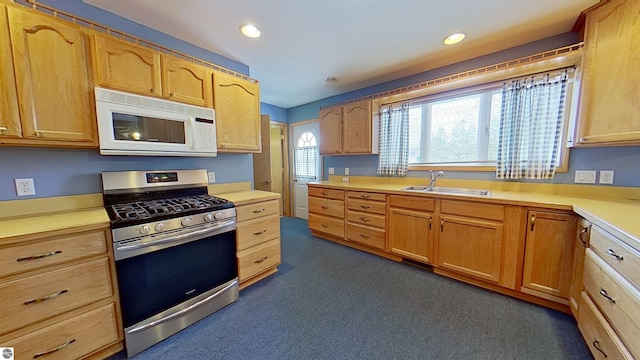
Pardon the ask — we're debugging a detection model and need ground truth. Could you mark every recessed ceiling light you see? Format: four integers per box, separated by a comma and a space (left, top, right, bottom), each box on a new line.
443, 33, 465, 45
240, 24, 261, 38
325, 76, 337, 82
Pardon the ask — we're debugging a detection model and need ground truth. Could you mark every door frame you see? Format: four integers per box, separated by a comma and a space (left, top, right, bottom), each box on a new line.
289, 118, 323, 219
272, 120, 291, 217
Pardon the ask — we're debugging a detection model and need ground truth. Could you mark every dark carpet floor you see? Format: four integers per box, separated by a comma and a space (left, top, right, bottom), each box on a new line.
109, 217, 592, 359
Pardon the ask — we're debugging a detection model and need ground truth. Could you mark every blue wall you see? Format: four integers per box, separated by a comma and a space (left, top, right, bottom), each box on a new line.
287, 33, 640, 187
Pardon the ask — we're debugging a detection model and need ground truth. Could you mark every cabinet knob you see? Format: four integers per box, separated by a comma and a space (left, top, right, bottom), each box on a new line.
36, 131, 44, 138
265, 180, 271, 185
169, 92, 175, 96
0, 126, 7, 135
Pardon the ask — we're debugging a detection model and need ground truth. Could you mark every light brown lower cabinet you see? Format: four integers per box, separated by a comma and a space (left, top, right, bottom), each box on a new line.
579, 291, 633, 360
0, 225, 123, 359
521, 210, 576, 302
235, 198, 281, 289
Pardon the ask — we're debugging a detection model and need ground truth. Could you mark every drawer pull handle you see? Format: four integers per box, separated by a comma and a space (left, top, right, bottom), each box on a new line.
321, 205, 329, 209
360, 195, 370, 199
360, 205, 370, 209
33, 339, 76, 359
252, 208, 266, 214
321, 192, 328, 195
579, 227, 589, 247
255, 256, 268, 264
359, 234, 370, 239
440, 219, 444, 232
253, 229, 267, 236
359, 217, 370, 222
599, 288, 616, 304
428, 217, 432, 230
606, 248, 624, 261
17, 250, 63, 262
592, 339, 608, 358
321, 224, 329, 228
24, 289, 69, 305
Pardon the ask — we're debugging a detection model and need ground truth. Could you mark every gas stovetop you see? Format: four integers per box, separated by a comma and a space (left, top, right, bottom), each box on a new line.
108, 195, 232, 221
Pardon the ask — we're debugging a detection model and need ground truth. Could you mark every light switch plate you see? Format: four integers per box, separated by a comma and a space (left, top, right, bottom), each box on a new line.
345, 168, 350, 175
574, 170, 596, 184
207, 171, 216, 183
599, 170, 614, 184
328, 168, 335, 175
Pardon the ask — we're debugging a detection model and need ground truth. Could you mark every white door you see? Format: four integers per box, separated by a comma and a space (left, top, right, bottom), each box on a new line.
292, 121, 320, 220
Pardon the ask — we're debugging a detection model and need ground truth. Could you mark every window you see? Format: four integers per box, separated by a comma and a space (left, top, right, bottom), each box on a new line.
407, 72, 573, 170
293, 132, 318, 181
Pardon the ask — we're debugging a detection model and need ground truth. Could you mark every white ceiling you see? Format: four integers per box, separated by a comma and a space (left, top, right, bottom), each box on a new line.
83, 0, 598, 109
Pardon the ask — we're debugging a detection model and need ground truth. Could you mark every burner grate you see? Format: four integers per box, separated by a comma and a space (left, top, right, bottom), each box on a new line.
110, 194, 230, 221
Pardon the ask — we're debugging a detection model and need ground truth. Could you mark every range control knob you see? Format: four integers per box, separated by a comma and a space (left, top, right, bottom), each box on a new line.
154, 222, 166, 232
139, 225, 151, 235
214, 212, 223, 219
181, 217, 192, 227
204, 213, 215, 222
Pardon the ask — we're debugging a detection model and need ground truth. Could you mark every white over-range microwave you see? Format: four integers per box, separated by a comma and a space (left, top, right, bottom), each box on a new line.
95, 87, 217, 157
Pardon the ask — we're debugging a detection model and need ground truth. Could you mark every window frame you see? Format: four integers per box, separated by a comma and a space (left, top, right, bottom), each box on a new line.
370, 48, 582, 173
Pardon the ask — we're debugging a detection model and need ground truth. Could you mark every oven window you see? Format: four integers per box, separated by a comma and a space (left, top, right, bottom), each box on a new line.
116, 231, 237, 327
112, 113, 186, 144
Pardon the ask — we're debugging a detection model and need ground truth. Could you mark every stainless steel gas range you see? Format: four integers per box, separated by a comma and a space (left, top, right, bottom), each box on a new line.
101, 169, 238, 358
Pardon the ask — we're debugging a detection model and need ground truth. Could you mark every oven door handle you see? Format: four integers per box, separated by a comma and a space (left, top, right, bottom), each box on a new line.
116, 220, 236, 252
127, 278, 238, 335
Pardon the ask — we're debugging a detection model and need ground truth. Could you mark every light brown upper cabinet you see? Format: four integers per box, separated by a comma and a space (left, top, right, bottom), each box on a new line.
521, 210, 576, 302
0, 4, 20, 141
575, 0, 640, 146
319, 100, 376, 155
93, 34, 213, 108
2, 5, 96, 147
212, 70, 261, 153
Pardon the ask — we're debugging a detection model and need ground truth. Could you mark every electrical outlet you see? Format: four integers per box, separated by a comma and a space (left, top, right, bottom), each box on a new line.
207, 171, 216, 183
599, 170, 614, 184
574, 170, 596, 184
15, 178, 36, 196
342, 177, 349, 182
345, 168, 350, 175
328, 167, 335, 175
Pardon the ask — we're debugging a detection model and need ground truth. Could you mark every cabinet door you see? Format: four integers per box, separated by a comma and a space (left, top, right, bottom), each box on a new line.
576, 0, 640, 145
161, 56, 212, 107
94, 34, 162, 97
212, 70, 261, 152
319, 106, 342, 154
9, 8, 95, 144
343, 101, 371, 153
570, 218, 591, 318
0, 4, 20, 140
437, 215, 504, 283
522, 211, 576, 299
389, 207, 434, 264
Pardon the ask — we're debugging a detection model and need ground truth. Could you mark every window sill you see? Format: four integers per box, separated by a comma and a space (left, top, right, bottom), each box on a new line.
408, 164, 568, 173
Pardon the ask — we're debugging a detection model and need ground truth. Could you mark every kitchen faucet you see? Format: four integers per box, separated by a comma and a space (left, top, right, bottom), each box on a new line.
429, 170, 444, 187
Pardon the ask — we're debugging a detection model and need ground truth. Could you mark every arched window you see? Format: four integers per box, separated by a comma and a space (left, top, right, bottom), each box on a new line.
296, 132, 316, 147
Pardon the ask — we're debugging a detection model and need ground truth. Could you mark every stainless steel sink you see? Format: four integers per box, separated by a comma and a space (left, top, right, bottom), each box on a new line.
401, 185, 491, 196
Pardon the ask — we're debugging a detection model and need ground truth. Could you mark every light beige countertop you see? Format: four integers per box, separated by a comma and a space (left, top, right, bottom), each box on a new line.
0, 183, 281, 241
310, 177, 640, 251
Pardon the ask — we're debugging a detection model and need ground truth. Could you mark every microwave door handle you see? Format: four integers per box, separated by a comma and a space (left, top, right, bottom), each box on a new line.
116, 220, 236, 252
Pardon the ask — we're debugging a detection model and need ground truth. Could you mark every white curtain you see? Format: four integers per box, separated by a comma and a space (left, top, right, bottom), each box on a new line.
293, 146, 317, 181
377, 103, 409, 176
496, 71, 568, 180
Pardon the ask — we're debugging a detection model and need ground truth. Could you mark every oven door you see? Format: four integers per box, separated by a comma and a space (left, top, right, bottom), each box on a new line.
115, 226, 237, 329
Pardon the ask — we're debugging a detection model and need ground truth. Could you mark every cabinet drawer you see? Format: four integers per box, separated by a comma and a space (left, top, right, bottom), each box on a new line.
347, 191, 386, 202
590, 225, 640, 290
347, 210, 386, 229
347, 199, 386, 215
236, 215, 280, 251
236, 199, 280, 222
0, 229, 108, 278
309, 214, 345, 239
579, 292, 633, 360
6, 303, 119, 360
308, 187, 344, 200
388, 195, 435, 212
346, 223, 385, 250
0, 258, 113, 335
237, 239, 281, 282
583, 249, 640, 358
309, 197, 344, 218
441, 200, 504, 221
